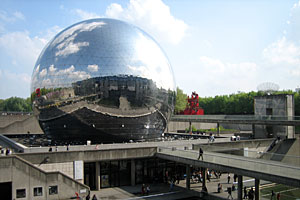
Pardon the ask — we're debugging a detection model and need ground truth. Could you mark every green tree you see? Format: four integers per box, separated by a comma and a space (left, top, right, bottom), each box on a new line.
175, 87, 187, 114
0, 97, 32, 112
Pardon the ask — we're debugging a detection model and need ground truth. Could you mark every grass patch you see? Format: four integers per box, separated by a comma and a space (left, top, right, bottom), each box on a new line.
260, 184, 300, 199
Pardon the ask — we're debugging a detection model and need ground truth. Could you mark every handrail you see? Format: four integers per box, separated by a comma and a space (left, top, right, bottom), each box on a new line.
194, 145, 300, 159
157, 146, 300, 171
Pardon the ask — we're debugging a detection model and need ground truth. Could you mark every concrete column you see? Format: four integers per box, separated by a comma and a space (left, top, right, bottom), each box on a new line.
189, 121, 192, 134
202, 168, 207, 188
131, 159, 135, 186
186, 165, 191, 189
238, 175, 243, 200
255, 178, 260, 200
217, 123, 220, 136
95, 161, 101, 190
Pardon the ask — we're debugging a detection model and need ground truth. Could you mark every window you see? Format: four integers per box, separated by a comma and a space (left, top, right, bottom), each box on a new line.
16, 189, 26, 198
49, 186, 58, 195
266, 108, 273, 115
34, 187, 43, 196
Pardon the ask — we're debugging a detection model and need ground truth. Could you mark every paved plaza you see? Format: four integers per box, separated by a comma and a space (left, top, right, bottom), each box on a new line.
88, 173, 272, 200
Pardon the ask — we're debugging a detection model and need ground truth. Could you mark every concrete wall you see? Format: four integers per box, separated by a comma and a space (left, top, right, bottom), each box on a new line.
35, 162, 74, 180
193, 139, 273, 154
0, 114, 32, 127
167, 121, 216, 132
0, 115, 43, 134
18, 147, 157, 165
254, 94, 295, 138
0, 156, 89, 200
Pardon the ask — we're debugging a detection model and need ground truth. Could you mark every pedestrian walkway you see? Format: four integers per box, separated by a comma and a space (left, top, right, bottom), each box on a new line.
87, 173, 273, 200
157, 147, 300, 187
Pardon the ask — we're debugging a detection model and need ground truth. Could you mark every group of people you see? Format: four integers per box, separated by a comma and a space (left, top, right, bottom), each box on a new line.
270, 190, 281, 200
48, 145, 70, 152
0, 147, 11, 155
141, 184, 151, 195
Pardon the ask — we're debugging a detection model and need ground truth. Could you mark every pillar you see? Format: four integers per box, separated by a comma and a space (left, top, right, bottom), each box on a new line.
189, 121, 192, 134
186, 165, 191, 189
202, 168, 207, 188
255, 178, 260, 200
95, 161, 101, 190
217, 123, 220, 136
238, 175, 243, 200
131, 159, 136, 186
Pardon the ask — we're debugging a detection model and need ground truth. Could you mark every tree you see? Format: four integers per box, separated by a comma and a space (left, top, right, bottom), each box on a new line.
0, 97, 32, 112
175, 87, 187, 114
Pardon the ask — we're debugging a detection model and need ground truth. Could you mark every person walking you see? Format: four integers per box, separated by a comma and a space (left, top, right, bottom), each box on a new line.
198, 147, 203, 160
243, 187, 248, 199
141, 184, 145, 195
176, 174, 180, 184
85, 192, 90, 200
207, 171, 211, 182
227, 187, 233, 200
276, 192, 280, 200
270, 190, 275, 200
92, 194, 97, 200
165, 170, 169, 183
227, 174, 231, 184
169, 180, 174, 191
217, 183, 222, 193
146, 185, 150, 195
248, 188, 254, 200
233, 174, 237, 182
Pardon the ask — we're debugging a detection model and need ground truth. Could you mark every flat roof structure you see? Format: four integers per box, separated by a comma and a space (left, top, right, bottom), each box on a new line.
171, 115, 300, 126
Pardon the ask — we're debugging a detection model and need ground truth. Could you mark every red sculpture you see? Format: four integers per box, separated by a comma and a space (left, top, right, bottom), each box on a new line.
35, 88, 41, 97
181, 92, 204, 115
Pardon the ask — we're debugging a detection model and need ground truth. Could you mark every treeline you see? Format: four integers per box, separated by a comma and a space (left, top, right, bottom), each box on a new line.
175, 87, 300, 116
1, 89, 300, 116
0, 97, 32, 112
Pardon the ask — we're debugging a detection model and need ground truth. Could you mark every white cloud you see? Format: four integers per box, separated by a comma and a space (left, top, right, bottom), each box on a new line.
0, 69, 30, 98
176, 56, 259, 96
292, 1, 300, 9
263, 37, 300, 65
13, 11, 25, 21
39, 68, 47, 77
74, 9, 100, 20
56, 41, 89, 57
127, 32, 175, 90
87, 64, 99, 72
199, 56, 257, 77
32, 65, 91, 89
52, 21, 105, 57
0, 31, 47, 71
0, 10, 25, 23
49, 65, 57, 74
42, 25, 62, 41
105, 0, 188, 45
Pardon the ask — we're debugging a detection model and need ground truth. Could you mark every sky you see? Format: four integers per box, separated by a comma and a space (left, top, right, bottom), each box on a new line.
0, 0, 300, 99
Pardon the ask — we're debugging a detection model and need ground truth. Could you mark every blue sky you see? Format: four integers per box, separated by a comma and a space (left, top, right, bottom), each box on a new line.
0, 0, 300, 99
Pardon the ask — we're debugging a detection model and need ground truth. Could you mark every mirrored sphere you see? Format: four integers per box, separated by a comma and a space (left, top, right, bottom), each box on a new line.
31, 18, 176, 143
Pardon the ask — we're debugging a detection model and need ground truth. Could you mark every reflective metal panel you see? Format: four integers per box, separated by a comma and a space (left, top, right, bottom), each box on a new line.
31, 18, 176, 143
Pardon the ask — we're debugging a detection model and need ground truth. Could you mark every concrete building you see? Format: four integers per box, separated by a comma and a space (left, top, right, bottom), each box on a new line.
254, 94, 295, 139
1, 138, 299, 200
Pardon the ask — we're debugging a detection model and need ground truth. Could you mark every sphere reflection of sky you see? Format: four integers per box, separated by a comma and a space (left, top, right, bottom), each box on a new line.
31, 18, 175, 93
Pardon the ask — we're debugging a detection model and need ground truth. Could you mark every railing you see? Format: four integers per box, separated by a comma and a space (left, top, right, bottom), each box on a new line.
157, 146, 300, 179
0, 111, 32, 116
192, 145, 300, 167
171, 114, 300, 121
